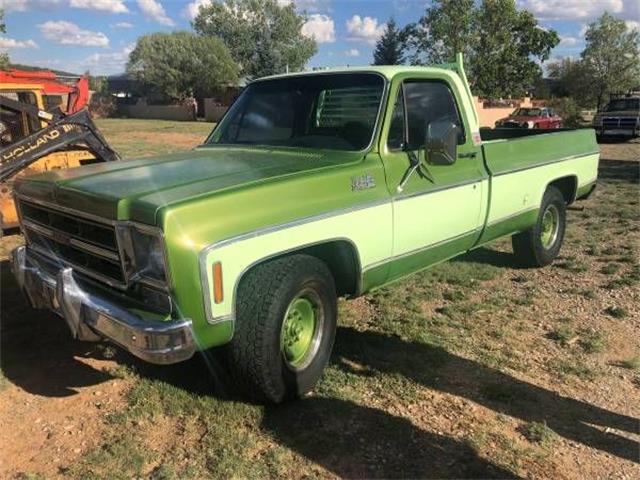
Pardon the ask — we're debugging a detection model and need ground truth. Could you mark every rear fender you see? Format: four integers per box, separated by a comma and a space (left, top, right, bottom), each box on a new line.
545, 175, 578, 205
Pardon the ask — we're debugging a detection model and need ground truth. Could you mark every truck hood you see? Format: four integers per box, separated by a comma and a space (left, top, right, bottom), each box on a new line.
15, 146, 363, 225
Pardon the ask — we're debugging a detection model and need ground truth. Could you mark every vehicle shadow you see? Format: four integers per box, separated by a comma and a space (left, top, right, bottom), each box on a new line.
0, 261, 117, 397
0, 259, 224, 398
452, 247, 518, 269
597, 158, 639, 182
333, 327, 640, 464
597, 137, 638, 145
261, 396, 518, 479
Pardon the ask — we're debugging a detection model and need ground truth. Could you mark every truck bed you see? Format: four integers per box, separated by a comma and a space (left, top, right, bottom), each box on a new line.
477, 127, 600, 244
480, 128, 599, 175
480, 127, 585, 142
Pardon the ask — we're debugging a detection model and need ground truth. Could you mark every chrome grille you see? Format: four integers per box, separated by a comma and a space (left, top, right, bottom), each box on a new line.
18, 199, 126, 287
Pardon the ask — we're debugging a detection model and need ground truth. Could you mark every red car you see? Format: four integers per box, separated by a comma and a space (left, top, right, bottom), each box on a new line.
495, 107, 563, 129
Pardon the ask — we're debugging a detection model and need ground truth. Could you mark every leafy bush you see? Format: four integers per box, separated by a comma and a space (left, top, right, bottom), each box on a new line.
520, 421, 556, 447
549, 97, 586, 128
89, 93, 117, 118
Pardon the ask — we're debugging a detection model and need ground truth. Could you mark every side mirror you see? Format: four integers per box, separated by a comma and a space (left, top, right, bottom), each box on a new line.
425, 120, 458, 165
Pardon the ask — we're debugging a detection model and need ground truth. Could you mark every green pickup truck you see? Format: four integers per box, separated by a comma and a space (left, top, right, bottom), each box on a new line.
11, 55, 599, 402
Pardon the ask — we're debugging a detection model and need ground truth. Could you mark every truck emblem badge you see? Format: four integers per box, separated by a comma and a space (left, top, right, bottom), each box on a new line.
351, 173, 376, 191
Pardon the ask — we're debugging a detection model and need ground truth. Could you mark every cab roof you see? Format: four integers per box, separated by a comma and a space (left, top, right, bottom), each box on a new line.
256, 65, 458, 83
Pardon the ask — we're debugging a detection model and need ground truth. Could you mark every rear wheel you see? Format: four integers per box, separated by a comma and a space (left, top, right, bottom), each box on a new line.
228, 254, 337, 403
512, 186, 566, 267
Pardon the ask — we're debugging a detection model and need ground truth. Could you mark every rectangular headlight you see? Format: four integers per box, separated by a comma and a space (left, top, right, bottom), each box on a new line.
117, 224, 170, 290
130, 227, 168, 284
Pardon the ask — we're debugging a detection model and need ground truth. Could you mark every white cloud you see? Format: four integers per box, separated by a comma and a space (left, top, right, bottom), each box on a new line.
112, 22, 134, 29
546, 54, 579, 70
0, 36, 38, 49
38, 21, 109, 47
137, 0, 174, 26
0, 0, 64, 11
344, 48, 360, 57
0, 0, 26, 10
84, 43, 134, 75
559, 35, 580, 46
346, 15, 385, 45
298, 0, 323, 11
626, 20, 640, 32
578, 14, 638, 39
277, 0, 322, 10
7, 58, 66, 71
69, 0, 128, 14
519, 0, 623, 21
579, 24, 588, 37
183, 0, 212, 20
301, 14, 335, 43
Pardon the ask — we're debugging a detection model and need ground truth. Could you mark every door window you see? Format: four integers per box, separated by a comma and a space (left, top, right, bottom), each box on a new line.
388, 81, 465, 150
387, 87, 405, 150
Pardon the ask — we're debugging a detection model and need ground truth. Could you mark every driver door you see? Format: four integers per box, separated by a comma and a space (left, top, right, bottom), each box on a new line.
380, 78, 487, 280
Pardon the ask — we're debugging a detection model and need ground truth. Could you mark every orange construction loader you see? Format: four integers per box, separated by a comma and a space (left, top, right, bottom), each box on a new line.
0, 69, 119, 232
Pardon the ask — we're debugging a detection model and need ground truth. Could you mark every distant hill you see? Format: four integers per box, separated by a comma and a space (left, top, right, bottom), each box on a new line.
8, 63, 81, 77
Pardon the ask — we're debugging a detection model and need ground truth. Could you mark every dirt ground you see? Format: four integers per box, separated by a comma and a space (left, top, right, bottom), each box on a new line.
0, 127, 638, 479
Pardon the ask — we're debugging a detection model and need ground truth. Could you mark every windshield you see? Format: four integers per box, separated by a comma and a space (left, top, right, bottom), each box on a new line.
207, 73, 384, 151
513, 108, 542, 117
604, 99, 640, 112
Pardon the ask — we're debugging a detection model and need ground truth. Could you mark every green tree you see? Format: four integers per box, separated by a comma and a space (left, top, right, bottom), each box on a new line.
127, 32, 239, 100
547, 58, 593, 105
403, 0, 475, 65
85, 71, 108, 94
1, 9, 9, 70
192, 0, 316, 79
402, 0, 558, 97
581, 12, 640, 110
372, 18, 405, 65
471, 0, 559, 97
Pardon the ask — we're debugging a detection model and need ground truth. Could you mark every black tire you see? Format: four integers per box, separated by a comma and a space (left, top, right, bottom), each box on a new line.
228, 254, 337, 403
512, 186, 566, 268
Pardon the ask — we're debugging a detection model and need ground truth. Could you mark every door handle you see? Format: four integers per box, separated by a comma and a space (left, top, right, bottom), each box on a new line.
458, 152, 477, 159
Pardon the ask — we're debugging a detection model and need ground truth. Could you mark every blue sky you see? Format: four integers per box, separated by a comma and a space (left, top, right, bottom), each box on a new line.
1, 0, 638, 76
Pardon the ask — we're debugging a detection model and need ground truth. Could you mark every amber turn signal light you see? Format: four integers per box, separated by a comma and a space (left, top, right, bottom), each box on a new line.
212, 262, 223, 304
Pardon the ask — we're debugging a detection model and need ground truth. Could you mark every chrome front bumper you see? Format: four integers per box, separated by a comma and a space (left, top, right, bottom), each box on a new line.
10, 246, 196, 365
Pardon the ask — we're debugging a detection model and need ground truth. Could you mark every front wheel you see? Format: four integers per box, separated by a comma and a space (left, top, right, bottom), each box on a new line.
512, 186, 566, 267
228, 254, 337, 403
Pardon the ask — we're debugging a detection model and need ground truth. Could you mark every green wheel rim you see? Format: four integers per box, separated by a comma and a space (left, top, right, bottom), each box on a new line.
540, 204, 559, 249
281, 295, 320, 370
